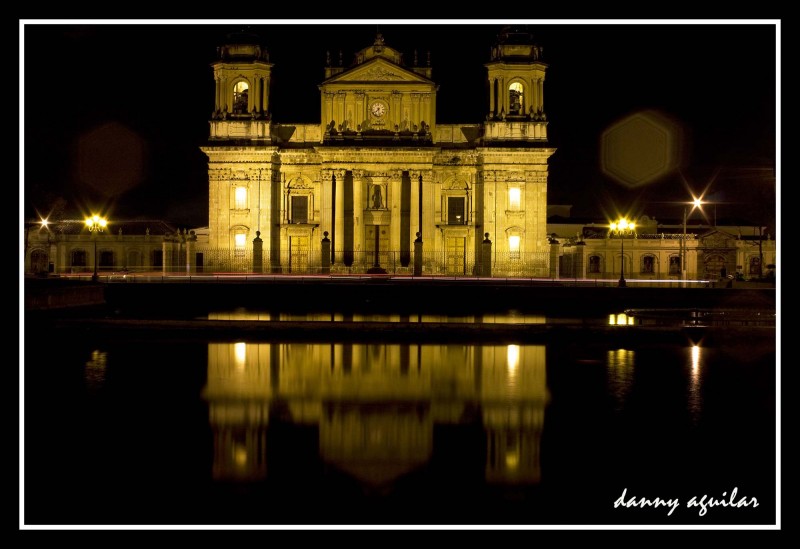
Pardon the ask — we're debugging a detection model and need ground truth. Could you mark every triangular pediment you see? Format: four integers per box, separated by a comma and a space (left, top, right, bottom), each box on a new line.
699, 229, 737, 247
323, 58, 433, 85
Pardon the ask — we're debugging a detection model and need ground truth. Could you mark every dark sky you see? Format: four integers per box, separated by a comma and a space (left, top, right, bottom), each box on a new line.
21, 21, 778, 231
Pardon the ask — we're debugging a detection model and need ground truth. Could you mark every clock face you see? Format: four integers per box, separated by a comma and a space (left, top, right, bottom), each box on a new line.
371, 102, 386, 117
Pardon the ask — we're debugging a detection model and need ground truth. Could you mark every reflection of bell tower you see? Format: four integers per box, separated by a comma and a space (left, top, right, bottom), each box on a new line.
211, 30, 273, 123
485, 26, 547, 121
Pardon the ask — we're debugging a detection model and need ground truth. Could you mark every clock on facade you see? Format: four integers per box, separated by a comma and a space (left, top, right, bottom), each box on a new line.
370, 102, 386, 118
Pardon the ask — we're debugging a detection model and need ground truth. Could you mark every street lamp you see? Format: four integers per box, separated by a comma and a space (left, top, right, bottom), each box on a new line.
681, 198, 703, 280
610, 218, 636, 287
85, 214, 107, 282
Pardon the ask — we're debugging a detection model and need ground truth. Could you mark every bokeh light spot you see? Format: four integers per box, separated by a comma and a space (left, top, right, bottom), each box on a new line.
601, 110, 682, 188
78, 122, 147, 196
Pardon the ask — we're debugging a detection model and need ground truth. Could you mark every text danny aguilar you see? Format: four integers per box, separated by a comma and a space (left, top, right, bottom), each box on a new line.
614, 487, 759, 517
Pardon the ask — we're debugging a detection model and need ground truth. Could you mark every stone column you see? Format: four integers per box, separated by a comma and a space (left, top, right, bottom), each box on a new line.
186, 230, 197, 274
353, 169, 365, 265
410, 170, 420, 246
481, 233, 492, 277
574, 241, 586, 279
413, 232, 423, 276
421, 170, 435, 251
334, 169, 345, 264
321, 231, 331, 274
488, 77, 495, 117
389, 170, 402, 260
162, 238, 170, 275
549, 238, 560, 279
321, 170, 334, 245
214, 76, 221, 113
264, 76, 270, 115
538, 78, 544, 112
252, 230, 263, 273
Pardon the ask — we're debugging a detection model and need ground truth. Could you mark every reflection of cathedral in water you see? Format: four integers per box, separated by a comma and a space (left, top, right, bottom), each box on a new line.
203, 342, 547, 488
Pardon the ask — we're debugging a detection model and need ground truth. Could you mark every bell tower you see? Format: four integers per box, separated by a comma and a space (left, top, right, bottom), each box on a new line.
210, 30, 274, 136
485, 26, 547, 122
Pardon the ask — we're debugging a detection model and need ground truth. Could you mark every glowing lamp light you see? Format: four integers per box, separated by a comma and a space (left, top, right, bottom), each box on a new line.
84, 214, 108, 282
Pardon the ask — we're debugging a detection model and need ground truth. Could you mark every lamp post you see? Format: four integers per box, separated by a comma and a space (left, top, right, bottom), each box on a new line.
610, 218, 636, 287
681, 198, 703, 281
85, 214, 107, 282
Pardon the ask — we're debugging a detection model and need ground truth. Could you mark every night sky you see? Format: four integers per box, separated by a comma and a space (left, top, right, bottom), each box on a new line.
21, 20, 778, 231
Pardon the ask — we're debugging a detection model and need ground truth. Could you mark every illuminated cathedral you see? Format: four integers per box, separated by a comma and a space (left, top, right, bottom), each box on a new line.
202, 27, 553, 276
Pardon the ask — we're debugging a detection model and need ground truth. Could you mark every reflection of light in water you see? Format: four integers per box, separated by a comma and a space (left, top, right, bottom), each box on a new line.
688, 345, 703, 423
507, 345, 519, 371
234, 342, 246, 369
507, 345, 519, 389
607, 349, 635, 411
505, 436, 520, 470
234, 444, 248, 468
610, 313, 635, 325
85, 350, 107, 390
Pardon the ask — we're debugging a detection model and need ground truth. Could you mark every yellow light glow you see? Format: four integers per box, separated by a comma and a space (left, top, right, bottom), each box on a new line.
234, 342, 246, 368
610, 222, 617, 231
85, 215, 108, 230
234, 444, 248, 467
609, 314, 616, 325
40, 218, 49, 228
509, 235, 520, 253
235, 186, 248, 209
234, 233, 247, 248
505, 449, 520, 470
509, 187, 521, 210
692, 198, 703, 209
507, 344, 520, 372
691, 345, 701, 371
618, 219, 628, 230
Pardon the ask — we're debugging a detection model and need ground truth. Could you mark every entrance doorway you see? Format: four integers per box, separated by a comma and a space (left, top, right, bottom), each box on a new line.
446, 237, 466, 275
289, 236, 309, 273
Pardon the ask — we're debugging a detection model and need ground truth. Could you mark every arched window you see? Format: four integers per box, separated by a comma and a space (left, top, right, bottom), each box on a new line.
99, 250, 114, 271
669, 255, 681, 275
749, 256, 762, 276
640, 254, 656, 274
588, 255, 601, 274
506, 227, 522, 260
71, 249, 87, 269
30, 249, 48, 273
509, 82, 524, 115
233, 81, 249, 114
232, 226, 249, 257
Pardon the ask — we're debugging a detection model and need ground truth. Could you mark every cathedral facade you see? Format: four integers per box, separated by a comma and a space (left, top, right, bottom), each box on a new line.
201, 28, 554, 276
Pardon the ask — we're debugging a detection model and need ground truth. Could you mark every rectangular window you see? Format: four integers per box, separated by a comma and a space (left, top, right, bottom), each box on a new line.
669, 256, 681, 275
448, 197, 465, 224
152, 250, 163, 268
234, 233, 247, 248
235, 186, 248, 209
291, 196, 309, 224
641, 256, 655, 274
509, 187, 521, 210
589, 255, 601, 273
509, 235, 521, 259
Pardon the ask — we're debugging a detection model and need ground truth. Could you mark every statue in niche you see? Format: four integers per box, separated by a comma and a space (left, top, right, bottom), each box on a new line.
371, 184, 383, 209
